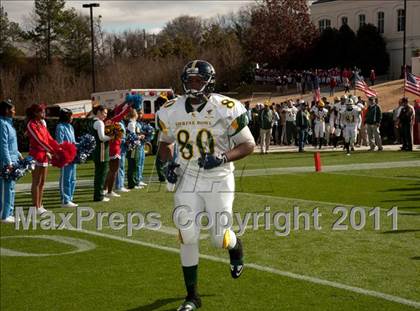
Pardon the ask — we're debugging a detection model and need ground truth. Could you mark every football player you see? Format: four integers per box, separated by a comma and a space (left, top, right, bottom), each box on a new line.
340, 98, 361, 155
312, 101, 328, 149
157, 60, 255, 311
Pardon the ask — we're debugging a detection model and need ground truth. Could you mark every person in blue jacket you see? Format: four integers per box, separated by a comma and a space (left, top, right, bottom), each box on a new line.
0, 100, 22, 223
115, 117, 130, 192
135, 111, 155, 188
55, 108, 78, 208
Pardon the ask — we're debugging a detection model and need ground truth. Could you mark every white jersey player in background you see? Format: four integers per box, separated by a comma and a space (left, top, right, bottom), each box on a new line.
312, 101, 328, 149
340, 98, 361, 155
157, 60, 255, 311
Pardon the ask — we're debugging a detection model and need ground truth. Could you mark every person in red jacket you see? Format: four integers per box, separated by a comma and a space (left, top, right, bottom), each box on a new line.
26, 104, 60, 214
103, 104, 132, 198
370, 69, 376, 86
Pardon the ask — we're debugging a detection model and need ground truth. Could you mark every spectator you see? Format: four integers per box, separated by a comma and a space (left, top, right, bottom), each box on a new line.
126, 109, 141, 189
343, 76, 350, 94
275, 76, 282, 93
91, 105, 111, 202
55, 108, 78, 208
284, 100, 298, 145
0, 100, 22, 223
414, 99, 420, 146
370, 69, 376, 86
26, 104, 60, 213
296, 101, 310, 152
357, 98, 368, 147
271, 105, 280, 144
135, 111, 148, 188
259, 103, 273, 154
330, 96, 343, 149
329, 76, 337, 97
398, 97, 415, 151
296, 73, 302, 94
393, 100, 403, 144
364, 96, 383, 151
279, 103, 287, 145
115, 116, 130, 192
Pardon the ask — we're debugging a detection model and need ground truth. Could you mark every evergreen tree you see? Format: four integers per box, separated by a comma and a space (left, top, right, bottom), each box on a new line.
60, 9, 91, 74
27, 0, 67, 64
355, 24, 389, 75
337, 24, 357, 68
0, 6, 24, 66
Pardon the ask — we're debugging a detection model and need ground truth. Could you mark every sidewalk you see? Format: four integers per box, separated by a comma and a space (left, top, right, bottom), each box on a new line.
253, 144, 419, 153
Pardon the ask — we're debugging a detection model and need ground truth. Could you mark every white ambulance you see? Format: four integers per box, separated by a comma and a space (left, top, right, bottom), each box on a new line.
46, 99, 92, 118
91, 89, 174, 122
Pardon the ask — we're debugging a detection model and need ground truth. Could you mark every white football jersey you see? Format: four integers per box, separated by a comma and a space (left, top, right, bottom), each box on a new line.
157, 94, 248, 178
341, 107, 361, 128
313, 108, 328, 124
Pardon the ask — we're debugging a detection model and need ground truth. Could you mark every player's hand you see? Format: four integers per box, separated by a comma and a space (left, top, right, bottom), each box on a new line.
164, 162, 180, 184
46, 152, 52, 160
198, 153, 227, 170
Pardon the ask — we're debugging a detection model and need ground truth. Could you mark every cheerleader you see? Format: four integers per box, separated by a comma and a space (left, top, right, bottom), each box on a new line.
55, 108, 78, 208
103, 112, 123, 197
0, 100, 22, 223
26, 104, 60, 214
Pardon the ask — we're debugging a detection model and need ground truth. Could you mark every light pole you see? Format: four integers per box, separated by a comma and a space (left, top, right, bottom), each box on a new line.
83, 3, 100, 93
402, 0, 407, 76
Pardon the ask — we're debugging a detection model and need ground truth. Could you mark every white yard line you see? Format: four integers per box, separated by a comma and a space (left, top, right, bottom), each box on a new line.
236, 192, 420, 215
237, 160, 420, 177
67, 227, 420, 309
15, 160, 420, 192
324, 172, 420, 181
102, 224, 209, 240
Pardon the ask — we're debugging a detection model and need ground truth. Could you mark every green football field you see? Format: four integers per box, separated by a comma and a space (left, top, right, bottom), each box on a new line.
1, 150, 420, 310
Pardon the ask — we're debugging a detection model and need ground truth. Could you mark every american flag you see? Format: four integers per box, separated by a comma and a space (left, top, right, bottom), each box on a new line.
405, 72, 420, 96
355, 73, 378, 97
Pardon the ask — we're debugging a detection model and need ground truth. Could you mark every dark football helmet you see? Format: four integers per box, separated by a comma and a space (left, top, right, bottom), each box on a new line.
181, 60, 216, 98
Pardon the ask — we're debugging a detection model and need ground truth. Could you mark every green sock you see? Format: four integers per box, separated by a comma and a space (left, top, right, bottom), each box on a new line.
182, 265, 198, 298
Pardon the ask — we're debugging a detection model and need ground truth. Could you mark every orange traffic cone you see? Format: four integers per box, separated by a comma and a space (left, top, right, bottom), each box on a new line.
314, 152, 322, 172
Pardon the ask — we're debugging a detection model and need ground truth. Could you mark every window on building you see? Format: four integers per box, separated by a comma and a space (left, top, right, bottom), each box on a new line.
318, 19, 331, 32
359, 14, 366, 29
397, 9, 405, 32
377, 11, 384, 33
341, 16, 348, 26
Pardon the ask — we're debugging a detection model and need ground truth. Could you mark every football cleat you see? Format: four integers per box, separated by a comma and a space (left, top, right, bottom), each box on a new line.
177, 297, 201, 311
230, 263, 244, 279
229, 239, 244, 279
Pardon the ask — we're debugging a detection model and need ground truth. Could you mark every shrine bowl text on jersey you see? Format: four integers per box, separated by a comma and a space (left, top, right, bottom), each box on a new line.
157, 94, 248, 178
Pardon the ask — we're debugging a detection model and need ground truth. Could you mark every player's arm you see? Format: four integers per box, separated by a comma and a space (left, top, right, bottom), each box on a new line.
158, 141, 174, 162
225, 126, 255, 162
156, 113, 178, 183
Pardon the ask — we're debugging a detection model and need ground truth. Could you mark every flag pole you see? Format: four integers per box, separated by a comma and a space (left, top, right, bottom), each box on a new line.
403, 65, 406, 98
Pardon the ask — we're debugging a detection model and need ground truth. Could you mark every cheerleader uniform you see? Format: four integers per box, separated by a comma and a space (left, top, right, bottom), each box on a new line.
26, 119, 59, 167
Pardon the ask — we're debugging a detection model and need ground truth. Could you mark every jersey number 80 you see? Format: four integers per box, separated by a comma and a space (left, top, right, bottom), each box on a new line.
177, 129, 215, 160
